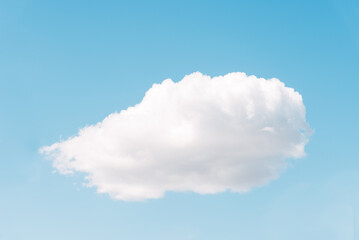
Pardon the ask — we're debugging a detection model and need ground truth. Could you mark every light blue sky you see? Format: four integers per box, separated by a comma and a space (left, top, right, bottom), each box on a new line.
0, 0, 358, 239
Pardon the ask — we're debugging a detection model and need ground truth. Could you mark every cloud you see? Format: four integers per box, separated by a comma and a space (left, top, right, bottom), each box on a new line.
40, 72, 311, 201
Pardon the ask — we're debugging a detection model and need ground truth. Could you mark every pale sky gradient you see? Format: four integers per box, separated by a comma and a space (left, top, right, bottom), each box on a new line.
0, 0, 358, 239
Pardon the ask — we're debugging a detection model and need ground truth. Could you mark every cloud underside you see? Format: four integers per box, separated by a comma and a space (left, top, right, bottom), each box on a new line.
41, 72, 310, 201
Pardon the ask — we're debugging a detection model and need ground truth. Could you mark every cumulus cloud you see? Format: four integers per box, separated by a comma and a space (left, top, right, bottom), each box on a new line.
40, 72, 311, 201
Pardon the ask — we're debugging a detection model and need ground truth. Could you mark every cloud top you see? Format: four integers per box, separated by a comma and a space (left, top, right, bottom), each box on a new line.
41, 72, 310, 201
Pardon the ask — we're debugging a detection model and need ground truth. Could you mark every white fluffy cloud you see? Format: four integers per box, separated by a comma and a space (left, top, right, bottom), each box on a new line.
41, 72, 311, 201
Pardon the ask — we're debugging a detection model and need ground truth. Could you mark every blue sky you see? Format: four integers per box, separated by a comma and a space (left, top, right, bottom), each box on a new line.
0, 0, 358, 239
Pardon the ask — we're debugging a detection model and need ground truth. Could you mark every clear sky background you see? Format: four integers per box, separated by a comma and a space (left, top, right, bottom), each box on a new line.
0, 0, 358, 239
